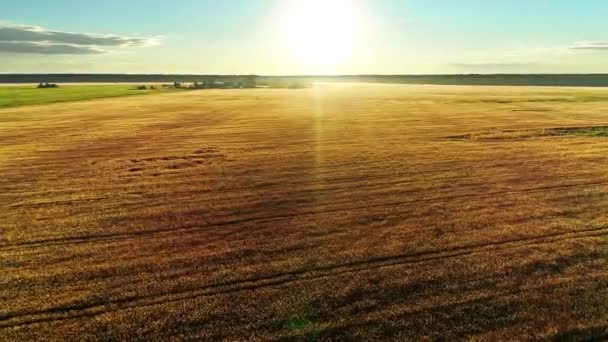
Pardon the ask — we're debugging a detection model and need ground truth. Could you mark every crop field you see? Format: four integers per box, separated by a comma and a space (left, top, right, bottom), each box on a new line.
0, 85, 173, 108
1, 84, 608, 340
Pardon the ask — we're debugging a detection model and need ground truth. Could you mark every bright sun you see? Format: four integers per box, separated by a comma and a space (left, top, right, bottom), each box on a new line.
282, 0, 362, 69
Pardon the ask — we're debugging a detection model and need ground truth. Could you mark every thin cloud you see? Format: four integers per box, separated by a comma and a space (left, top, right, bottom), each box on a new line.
0, 41, 103, 55
451, 62, 542, 73
452, 62, 538, 69
0, 23, 159, 55
570, 42, 608, 50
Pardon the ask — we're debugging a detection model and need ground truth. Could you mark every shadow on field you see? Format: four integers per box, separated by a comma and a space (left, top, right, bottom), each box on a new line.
551, 325, 608, 341
286, 297, 524, 341
273, 247, 607, 341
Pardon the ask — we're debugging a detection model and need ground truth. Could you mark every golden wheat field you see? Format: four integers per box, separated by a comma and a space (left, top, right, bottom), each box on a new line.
1, 84, 608, 340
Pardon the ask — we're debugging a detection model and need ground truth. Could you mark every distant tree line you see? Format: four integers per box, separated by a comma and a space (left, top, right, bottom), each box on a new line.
258, 74, 608, 87
37, 82, 59, 88
0, 74, 259, 85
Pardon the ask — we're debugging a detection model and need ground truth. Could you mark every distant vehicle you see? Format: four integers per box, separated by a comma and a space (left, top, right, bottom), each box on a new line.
37, 82, 59, 88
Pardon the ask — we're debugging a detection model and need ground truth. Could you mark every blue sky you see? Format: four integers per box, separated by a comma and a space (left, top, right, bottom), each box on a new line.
1, 0, 608, 74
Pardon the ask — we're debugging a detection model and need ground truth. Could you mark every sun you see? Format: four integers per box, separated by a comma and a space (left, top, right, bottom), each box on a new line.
281, 0, 362, 70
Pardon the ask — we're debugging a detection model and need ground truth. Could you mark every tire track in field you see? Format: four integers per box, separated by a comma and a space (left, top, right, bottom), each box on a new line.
2, 179, 608, 251
4, 148, 599, 206
5, 148, 602, 200
2, 225, 607, 328
0, 161, 508, 207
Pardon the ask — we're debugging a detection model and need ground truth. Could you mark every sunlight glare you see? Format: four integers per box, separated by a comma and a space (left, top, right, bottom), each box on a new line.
282, 0, 363, 70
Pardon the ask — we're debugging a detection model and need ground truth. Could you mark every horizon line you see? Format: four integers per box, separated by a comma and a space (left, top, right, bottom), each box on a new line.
3, 73, 608, 77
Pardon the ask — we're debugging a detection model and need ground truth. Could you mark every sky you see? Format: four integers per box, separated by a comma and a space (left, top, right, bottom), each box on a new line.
1, 0, 608, 75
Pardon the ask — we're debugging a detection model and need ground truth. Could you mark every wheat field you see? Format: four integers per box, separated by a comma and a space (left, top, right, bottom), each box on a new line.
1, 84, 607, 340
